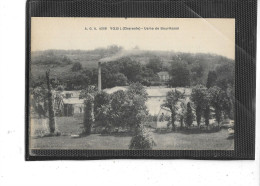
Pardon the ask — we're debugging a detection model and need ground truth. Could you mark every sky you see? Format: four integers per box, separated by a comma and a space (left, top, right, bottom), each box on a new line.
31, 18, 235, 59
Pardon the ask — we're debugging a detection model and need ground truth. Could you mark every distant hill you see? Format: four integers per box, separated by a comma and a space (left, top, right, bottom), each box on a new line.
31, 48, 234, 80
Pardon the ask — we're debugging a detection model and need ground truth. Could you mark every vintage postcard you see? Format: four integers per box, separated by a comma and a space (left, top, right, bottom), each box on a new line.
29, 18, 235, 152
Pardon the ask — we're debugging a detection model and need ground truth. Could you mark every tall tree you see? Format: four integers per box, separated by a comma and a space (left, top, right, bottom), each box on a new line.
190, 61, 204, 85
80, 86, 97, 135
162, 89, 185, 131
127, 82, 148, 101
93, 91, 111, 129
208, 86, 230, 127
83, 95, 94, 135
146, 57, 163, 73
125, 83, 149, 130
127, 83, 155, 149
31, 86, 48, 118
190, 85, 208, 127
206, 71, 217, 88
46, 70, 55, 134
225, 85, 235, 120
109, 90, 128, 128
168, 60, 190, 87
178, 102, 186, 129
203, 105, 210, 128
215, 63, 235, 90
184, 102, 194, 128
202, 91, 211, 128
94, 91, 110, 113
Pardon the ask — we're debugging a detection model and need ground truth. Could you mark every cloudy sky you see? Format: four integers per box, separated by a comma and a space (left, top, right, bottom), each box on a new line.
31, 18, 235, 59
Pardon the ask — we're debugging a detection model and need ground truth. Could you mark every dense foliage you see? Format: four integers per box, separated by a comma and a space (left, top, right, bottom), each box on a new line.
190, 85, 208, 127
184, 102, 194, 127
83, 97, 94, 135
30, 86, 48, 118
163, 83, 233, 129
79, 86, 96, 135
71, 62, 83, 72
92, 83, 149, 132
129, 125, 156, 150
206, 71, 217, 89
208, 86, 231, 126
168, 59, 190, 87
162, 89, 185, 131
30, 47, 234, 90
46, 70, 56, 134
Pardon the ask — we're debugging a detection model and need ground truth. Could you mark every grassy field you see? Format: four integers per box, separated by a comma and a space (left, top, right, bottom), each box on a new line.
30, 117, 234, 150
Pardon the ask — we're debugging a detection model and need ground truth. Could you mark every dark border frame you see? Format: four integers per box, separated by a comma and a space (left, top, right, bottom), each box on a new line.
26, 0, 257, 160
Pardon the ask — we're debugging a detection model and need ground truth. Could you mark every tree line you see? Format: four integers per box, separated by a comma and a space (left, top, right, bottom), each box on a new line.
31, 55, 234, 93
163, 84, 233, 131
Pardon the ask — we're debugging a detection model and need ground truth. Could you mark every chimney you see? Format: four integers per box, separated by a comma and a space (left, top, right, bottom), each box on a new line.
98, 61, 101, 91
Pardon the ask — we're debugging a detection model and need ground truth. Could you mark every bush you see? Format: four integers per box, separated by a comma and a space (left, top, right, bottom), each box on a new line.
146, 115, 158, 122
184, 102, 194, 127
82, 97, 94, 135
71, 62, 82, 72
129, 125, 156, 150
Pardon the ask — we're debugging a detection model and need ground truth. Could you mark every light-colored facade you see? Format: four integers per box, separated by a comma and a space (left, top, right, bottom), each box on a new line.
104, 86, 191, 115
157, 71, 170, 81
54, 91, 84, 116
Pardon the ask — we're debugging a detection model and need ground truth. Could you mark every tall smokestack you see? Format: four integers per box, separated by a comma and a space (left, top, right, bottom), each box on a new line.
98, 61, 101, 91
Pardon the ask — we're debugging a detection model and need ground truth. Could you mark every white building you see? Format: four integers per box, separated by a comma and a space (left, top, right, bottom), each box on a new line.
157, 71, 170, 81
103, 86, 191, 115
54, 91, 84, 116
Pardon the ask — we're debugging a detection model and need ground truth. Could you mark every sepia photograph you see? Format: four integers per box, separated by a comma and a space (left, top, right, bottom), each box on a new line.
0, 0, 259, 185
29, 18, 235, 152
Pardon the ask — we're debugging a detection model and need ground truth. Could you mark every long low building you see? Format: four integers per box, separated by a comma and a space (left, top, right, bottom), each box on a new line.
103, 86, 191, 116
54, 86, 191, 117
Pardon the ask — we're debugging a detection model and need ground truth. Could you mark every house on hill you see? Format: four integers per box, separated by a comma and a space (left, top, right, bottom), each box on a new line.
157, 71, 170, 82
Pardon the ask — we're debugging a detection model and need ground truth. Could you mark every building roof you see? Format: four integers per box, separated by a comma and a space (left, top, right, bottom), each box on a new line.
103, 86, 128, 94
103, 86, 191, 97
146, 87, 191, 97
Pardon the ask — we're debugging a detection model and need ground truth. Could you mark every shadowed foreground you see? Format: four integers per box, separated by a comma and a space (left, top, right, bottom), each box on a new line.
30, 117, 234, 150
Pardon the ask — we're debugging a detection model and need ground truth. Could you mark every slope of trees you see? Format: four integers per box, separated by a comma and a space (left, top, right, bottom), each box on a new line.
33, 55, 233, 91
31, 48, 234, 91
168, 59, 190, 87
71, 62, 83, 72
206, 71, 217, 88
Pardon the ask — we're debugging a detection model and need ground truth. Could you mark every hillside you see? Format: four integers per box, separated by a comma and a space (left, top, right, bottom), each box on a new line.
30, 47, 234, 81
